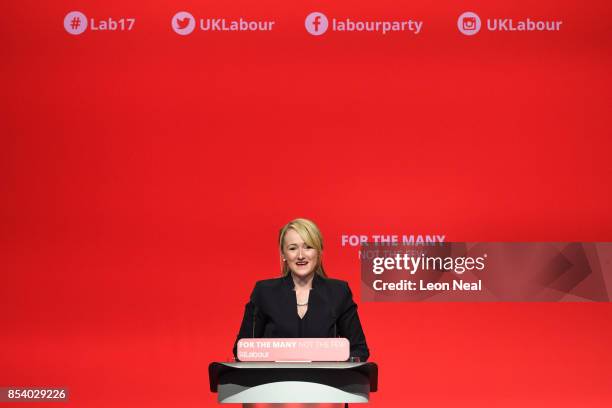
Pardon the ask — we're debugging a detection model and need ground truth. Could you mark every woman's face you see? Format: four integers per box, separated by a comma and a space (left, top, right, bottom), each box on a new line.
282, 229, 319, 278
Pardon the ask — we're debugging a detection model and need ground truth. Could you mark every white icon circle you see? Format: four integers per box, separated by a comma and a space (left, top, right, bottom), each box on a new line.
457, 11, 482, 36
172, 11, 196, 35
305, 12, 329, 36
64, 11, 88, 35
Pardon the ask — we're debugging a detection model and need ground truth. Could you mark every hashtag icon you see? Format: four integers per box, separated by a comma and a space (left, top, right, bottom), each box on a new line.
64, 11, 87, 35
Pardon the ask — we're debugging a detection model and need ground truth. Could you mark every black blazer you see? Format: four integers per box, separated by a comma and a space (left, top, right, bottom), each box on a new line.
233, 274, 370, 361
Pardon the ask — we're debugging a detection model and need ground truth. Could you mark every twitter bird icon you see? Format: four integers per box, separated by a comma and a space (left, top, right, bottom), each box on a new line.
172, 11, 196, 35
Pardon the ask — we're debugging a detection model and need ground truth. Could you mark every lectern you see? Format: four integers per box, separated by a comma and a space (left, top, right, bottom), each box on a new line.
209, 362, 378, 404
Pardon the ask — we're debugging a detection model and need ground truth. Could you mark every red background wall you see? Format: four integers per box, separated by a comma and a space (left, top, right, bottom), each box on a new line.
2, 1, 611, 407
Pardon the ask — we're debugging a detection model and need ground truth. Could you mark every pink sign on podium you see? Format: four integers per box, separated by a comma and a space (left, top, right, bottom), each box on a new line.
236, 338, 350, 362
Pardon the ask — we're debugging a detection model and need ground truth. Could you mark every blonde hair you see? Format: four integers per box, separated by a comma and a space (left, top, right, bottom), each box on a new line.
279, 218, 326, 277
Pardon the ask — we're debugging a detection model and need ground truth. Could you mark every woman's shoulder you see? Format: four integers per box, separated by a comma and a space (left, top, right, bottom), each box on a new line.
320, 276, 348, 286
252, 276, 288, 292
249, 277, 287, 304
317, 276, 352, 295
255, 276, 285, 286
251, 275, 352, 294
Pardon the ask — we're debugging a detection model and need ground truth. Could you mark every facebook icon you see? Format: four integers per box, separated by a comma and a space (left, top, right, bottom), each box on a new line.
305, 12, 329, 35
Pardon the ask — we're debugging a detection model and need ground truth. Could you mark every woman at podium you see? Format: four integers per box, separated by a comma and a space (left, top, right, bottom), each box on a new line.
233, 218, 369, 361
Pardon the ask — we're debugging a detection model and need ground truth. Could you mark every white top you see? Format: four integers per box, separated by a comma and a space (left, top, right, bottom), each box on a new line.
221, 362, 366, 369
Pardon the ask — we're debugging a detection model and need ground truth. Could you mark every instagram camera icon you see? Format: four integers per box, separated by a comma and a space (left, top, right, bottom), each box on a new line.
462, 17, 476, 30
305, 12, 329, 36
457, 11, 481, 36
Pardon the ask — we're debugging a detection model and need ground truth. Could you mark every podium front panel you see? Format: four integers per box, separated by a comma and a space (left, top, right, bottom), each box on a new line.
210, 362, 377, 404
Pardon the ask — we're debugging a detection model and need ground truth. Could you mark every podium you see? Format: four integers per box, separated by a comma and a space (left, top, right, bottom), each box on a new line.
209, 362, 378, 404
